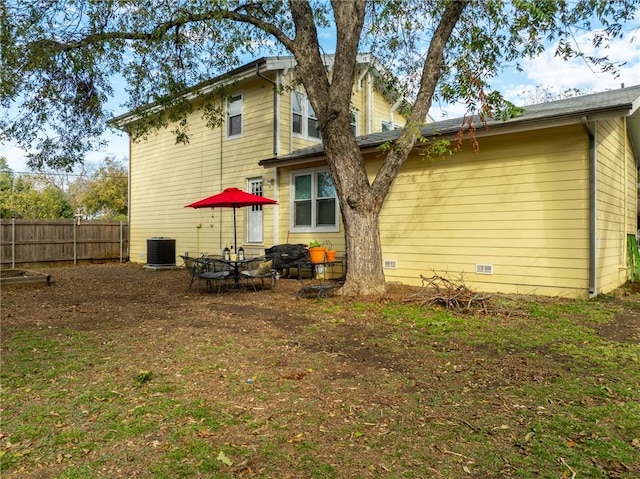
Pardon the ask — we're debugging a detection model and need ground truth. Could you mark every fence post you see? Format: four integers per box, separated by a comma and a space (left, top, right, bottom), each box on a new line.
73, 218, 77, 265
120, 221, 124, 263
11, 217, 16, 268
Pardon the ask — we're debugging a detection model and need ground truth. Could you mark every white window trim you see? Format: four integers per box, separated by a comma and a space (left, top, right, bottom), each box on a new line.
381, 119, 402, 131
290, 167, 340, 233
350, 108, 359, 136
227, 92, 243, 138
291, 91, 322, 142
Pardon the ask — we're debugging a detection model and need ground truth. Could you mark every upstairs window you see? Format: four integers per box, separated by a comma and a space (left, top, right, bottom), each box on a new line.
292, 168, 338, 232
292, 94, 303, 135
227, 93, 243, 137
381, 120, 401, 131
292, 92, 321, 140
350, 109, 359, 135
307, 101, 320, 139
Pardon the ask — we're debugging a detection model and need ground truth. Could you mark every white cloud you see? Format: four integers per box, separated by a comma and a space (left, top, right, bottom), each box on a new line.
0, 141, 30, 173
432, 30, 640, 120
496, 32, 640, 103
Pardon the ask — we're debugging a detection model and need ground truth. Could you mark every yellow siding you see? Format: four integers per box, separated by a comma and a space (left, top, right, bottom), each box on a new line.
596, 118, 636, 294
128, 66, 404, 265
373, 84, 406, 130
129, 77, 278, 263
347, 71, 407, 135
375, 125, 592, 297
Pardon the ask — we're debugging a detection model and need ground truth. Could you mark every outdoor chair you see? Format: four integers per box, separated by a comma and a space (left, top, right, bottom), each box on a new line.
201, 256, 233, 293
240, 256, 278, 291
180, 255, 231, 293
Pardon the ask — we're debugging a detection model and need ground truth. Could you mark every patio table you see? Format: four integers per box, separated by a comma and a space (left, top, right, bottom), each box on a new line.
216, 258, 253, 288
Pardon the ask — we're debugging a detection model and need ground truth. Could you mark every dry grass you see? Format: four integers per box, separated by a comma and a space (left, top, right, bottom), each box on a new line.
1, 263, 639, 478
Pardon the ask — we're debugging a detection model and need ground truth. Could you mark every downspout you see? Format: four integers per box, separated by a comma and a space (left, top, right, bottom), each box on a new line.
366, 71, 372, 134
218, 95, 224, 253
256, 64, 279, 156
273, 167, 279, 246
256, 65, 281, 247
581, 116, 597, 298
356, 67, 371, 134
127, 132, 132, 262
622, 117, 628, 258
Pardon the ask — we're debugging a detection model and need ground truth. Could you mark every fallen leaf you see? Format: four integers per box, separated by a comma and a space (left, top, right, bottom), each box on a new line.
217, 451, 232, 466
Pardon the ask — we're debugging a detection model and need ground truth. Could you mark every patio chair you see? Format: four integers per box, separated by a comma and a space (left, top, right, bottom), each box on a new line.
240, 256, 278, 291
180, 255, 203, 291
180, 255, 231, 293
201, 256, 233, 293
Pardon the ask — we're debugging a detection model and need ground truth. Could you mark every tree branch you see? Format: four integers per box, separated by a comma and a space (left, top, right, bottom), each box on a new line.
27, 7, 295, 55
371, 0, 468, 201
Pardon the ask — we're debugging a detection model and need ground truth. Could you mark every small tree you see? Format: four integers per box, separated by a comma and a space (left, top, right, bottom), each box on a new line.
69, 157, 128, 220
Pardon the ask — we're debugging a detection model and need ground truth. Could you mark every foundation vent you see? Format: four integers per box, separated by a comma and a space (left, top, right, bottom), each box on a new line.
475, 264, 493, 275
383, 259, 398, 270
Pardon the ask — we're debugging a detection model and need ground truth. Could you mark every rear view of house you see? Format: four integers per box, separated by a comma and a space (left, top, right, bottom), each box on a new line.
116, 52, 639, 299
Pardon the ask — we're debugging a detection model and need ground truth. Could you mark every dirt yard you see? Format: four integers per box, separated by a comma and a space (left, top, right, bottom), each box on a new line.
2, 263, 639, 478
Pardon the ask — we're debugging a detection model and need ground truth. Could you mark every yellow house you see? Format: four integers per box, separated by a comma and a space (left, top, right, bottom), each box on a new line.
260, 86, 640, 298
114, 55, 410, 263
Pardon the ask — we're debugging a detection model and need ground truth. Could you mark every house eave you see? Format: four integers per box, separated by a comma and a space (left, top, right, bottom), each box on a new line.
259, 101, 640, 169
111, 58, 273, 128
111, 54, 400, 129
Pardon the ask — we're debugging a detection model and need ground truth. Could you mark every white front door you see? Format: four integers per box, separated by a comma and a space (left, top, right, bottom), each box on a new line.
247, 178, 264, 243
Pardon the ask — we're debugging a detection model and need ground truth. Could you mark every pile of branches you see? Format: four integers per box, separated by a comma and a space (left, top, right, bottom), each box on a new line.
406, 271, 492, 312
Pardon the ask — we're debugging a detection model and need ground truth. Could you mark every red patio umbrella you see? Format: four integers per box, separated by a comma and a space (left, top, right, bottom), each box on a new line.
185, 187, 277, 252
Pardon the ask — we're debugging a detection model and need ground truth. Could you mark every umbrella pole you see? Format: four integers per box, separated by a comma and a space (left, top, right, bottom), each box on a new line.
233, 207, 237, 252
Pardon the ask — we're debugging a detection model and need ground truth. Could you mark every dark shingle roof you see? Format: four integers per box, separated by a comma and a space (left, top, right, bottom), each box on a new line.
261, 85, 640, 166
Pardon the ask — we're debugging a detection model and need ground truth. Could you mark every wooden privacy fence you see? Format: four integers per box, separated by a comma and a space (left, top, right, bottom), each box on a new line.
1, 219, 129, 267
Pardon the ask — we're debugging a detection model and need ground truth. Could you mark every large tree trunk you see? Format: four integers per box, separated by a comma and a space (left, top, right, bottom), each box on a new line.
322, 118, 388, 296
340, 197, 386, 296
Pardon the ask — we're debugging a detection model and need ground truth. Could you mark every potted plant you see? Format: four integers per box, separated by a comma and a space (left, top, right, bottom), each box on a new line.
308, 240, 326, 263
323, 241, 337, 262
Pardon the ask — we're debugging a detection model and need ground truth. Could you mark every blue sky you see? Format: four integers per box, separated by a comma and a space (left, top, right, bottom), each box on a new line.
2, 24, 639, 173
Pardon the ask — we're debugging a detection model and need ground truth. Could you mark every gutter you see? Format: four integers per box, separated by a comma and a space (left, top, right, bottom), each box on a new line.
581, 116, 597, 298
